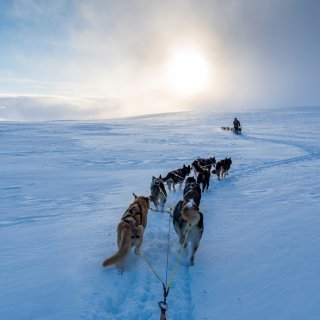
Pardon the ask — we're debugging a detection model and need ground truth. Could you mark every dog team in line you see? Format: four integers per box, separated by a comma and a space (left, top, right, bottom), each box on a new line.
102, 156, 232, 272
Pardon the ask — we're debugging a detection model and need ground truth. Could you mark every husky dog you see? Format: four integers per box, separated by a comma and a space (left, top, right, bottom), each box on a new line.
150, 175, 167, 211
212, 157, 232, 180
183, 176, 201, 207
102, 194, 150, 272
192, 157, 216, 179
196, 169, 211, 192
162, 164, 191, 192
172, 199, 204, 266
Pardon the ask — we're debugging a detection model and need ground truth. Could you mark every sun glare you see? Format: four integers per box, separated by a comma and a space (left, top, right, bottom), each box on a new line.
165, 47, 210, 97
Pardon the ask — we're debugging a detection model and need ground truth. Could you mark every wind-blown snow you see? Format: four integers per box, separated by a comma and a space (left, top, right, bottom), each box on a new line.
1, 107, 319, 320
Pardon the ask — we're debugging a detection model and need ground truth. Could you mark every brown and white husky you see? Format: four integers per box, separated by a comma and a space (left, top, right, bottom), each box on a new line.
102, 194, 150, 271
172, 199, 204, 266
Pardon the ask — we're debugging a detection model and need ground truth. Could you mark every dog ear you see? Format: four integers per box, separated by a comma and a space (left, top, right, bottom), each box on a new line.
159, 174, 162, 179
152, 176, 156, 181
133, 193, 137, 199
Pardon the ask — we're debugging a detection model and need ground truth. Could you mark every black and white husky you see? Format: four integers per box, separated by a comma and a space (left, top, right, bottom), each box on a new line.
162, 164, 191, 192
172, 199, 204, 266
150, 176, 167, 211
183, 176, 201, 206
212, 157, 232, 180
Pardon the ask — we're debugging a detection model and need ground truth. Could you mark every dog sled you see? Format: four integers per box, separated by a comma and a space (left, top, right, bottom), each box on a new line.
221, 126, 242, 135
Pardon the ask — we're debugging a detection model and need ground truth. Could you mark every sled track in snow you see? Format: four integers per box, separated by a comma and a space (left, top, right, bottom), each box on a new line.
234, 152, 320, 182
90, 192, 195, 319
135, 193, 195, 320
233, 134, 320, 181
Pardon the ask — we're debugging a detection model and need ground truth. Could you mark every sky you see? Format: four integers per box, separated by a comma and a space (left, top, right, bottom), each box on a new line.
0, 0, 320, 120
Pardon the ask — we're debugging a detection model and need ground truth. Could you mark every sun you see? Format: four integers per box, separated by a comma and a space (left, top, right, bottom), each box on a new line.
164, 47, 210, 97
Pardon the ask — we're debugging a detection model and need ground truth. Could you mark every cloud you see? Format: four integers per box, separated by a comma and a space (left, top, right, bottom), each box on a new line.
0, 95, 125, 121
1, 0, 319, 120
0, 91, 191, 121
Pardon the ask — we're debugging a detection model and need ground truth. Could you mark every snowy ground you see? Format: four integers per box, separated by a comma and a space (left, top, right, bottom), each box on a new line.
1, 107, 320, 320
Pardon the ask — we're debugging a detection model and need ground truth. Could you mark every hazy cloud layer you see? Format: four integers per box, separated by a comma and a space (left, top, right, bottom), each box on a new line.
0, 0, 319, 120
0, 95, 124, 121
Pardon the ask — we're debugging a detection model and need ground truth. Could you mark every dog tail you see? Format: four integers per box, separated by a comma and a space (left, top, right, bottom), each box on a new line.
102, 229, 131, 268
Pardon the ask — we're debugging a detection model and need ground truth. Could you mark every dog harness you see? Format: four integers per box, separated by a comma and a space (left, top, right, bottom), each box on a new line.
121, 201, 146, 238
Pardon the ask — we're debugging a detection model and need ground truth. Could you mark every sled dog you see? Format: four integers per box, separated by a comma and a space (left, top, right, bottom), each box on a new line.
162, 164, 191, 192
192, 157, 216, 178
172, 199, 204, 266
183, 176, 201, 206
196, 169, 211, 192
150, 175, 167, 211
102, 194, 150, 271
212, 157, 232, 180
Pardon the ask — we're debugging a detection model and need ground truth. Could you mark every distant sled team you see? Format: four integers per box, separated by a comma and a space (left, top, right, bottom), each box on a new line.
102, 155, 233, 271
221, 117, 242, 135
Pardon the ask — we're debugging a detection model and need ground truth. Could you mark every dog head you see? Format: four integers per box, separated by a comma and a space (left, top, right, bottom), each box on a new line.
224, 157, 232, 169
182, 164, 191, 176
209, 157, 216, 165
133, 193, 150, 210
185, 176, 196, 185
151, 176, 163, 187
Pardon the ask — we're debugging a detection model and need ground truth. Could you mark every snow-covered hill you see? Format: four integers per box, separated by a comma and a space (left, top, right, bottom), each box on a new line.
1, 107, 319, 320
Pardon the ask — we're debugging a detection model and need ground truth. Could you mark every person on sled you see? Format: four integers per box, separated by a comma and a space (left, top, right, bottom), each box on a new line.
233, 117, 241, 134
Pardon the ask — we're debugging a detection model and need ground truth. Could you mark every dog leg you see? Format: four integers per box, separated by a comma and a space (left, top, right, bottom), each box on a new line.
151, 196, 158, 211
159, 198, 165, 212
190, 240, 200, 266
176, 227, 187, 248
117, 262, 125, 274
156, 194, 160, 210
134, 226, 144, 255
180, 234, 188, 248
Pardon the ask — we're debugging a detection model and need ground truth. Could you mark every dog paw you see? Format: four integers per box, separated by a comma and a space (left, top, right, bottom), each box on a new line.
134, 248, 141, 255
